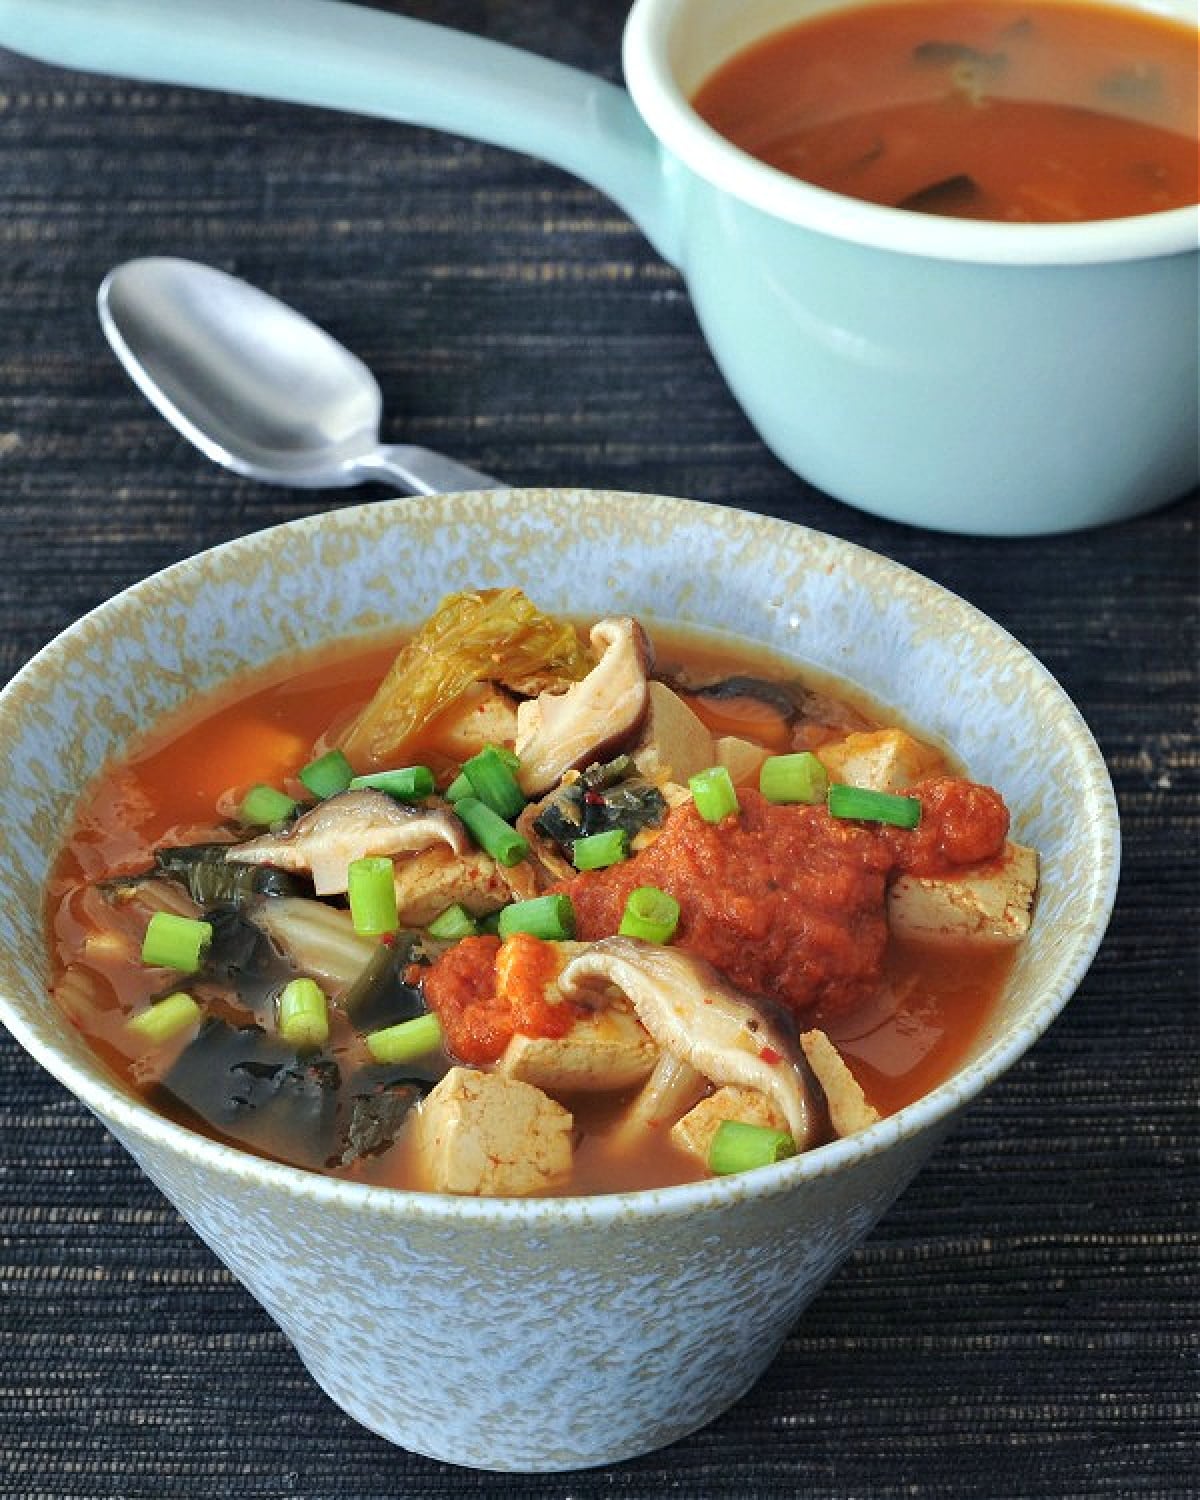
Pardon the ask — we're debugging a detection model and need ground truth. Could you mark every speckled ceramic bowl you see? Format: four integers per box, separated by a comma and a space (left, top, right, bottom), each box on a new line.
0, 491, 1118, 1471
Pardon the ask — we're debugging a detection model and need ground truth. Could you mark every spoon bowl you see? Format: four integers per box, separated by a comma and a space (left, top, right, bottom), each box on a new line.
98, 257, 502, 495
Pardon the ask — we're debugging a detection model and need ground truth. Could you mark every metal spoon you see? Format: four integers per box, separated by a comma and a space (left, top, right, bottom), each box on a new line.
97, 256, 503, 494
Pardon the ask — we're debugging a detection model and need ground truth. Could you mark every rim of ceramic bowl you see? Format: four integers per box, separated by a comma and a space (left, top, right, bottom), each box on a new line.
0, 491, 1120, 1228
623, 0, 1200, 266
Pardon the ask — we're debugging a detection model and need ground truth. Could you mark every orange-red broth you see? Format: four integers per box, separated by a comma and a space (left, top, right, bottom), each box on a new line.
691, 0, 1199, 223
48, 630, 1014, 1195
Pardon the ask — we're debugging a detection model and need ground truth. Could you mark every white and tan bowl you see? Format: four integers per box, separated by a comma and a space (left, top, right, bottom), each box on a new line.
0, 491, 1119, 1471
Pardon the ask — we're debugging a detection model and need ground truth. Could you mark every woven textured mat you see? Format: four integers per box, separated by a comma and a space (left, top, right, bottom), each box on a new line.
0, 4, 1196, 1496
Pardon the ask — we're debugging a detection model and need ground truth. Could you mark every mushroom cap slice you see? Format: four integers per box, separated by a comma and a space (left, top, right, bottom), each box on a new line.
514, 618, 652, 797
557, 936, 816, 1147
227, 789, 468, 895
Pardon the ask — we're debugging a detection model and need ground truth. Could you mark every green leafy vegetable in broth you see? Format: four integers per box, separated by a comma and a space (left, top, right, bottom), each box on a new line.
533, 757, 667, 856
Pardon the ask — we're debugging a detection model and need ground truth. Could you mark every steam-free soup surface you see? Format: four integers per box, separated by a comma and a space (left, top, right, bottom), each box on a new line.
48, 616, 1021, 1196
691, 0, 1199, 221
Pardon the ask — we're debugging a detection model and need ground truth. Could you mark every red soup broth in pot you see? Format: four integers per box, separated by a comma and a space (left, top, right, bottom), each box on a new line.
690, 0, 1200, 222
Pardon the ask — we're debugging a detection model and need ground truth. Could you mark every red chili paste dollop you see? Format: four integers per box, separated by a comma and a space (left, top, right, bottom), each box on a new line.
423, 932, 581, 1064
558, 779, 1009, 1024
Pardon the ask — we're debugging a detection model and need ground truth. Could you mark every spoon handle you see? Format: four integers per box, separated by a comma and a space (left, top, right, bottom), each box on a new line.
361, 447, 505, 496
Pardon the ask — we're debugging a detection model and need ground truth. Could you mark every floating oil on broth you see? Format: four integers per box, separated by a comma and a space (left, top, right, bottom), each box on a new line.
691, 0, 1200, 221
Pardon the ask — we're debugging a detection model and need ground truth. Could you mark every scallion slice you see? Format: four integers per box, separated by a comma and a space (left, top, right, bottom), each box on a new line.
618, 886, 680, 945
827, 783, 922, 829
347, 856, 399, 935
572, 828, 629, 871
454, 796, 529, 867
349, 765, 436, 802
365, 1011, 444, 1065
239, 784, 298, 826
126, 991, 201, 1044
759, 751, 829, 805
277, 977, 330, 1050
462, 746, 526, 820
426, 903, 479, 941
708, 1119, 797, 1175
299, 748, 354, 800
445, 771, 473, 802
497, 894, 576, 942
140, 912, 213, 973
689, 765, 740, 823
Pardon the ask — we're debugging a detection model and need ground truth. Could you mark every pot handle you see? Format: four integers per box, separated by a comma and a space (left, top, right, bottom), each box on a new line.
0, 0, 679, 263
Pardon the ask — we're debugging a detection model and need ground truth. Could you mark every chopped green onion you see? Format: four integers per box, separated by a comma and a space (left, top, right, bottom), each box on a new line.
365, 1011, 444, 1065
708, 1119, 797, 1175
126, 991, 201, 1044
349, 765, 436, 802
299, 748, 354, 800
454, 795, 529, 867
689, 765, 740, 823
347, 856, 399, 935
759, 751, 829, 805
572, 828, 629, 871
239, 783, 298, 826
426, 903, 479, 941
140, 911, 213, 973
462, 746, 526, 820
444, 770, 472, 802
618, 886, 681, 945
497, 894, 576, 942
277, 977, 330, 1051
827, 783, 922, 829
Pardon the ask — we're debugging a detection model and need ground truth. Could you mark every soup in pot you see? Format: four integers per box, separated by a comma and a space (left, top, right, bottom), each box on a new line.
690, 0, 1199, 221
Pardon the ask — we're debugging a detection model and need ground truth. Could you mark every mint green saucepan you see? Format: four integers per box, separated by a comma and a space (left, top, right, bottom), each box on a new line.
1, 0, 1197, 535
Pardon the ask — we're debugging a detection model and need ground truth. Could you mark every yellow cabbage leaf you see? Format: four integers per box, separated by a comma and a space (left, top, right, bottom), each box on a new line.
339, 588, 591, 767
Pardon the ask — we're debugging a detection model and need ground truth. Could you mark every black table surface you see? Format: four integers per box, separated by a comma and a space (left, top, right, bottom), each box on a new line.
0, 5, 1195, 1497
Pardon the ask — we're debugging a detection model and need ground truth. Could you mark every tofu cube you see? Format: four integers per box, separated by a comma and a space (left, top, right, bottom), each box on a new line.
669, 1085, 787, 1165
500, 1003, 658, 1093
816, 728, 944, 792
414, 1066, 573, 1197
424, 683, 518, 759
632, 682, 715, 784
392, 846, 535, 925
714, 734, 769, 787
888, 841, 1039, 944
799, 1030, 880, 1138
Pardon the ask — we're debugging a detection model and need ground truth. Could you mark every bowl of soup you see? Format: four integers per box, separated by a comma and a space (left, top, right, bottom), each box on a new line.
0, 489, 1119, 1469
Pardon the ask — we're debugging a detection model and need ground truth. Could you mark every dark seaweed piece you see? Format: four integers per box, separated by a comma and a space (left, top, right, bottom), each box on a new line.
896, 174, 982, 214
336, 1079, 426, 1166
192, 902, 306, 1025
534, 760, 667, 857
203, 904, 277, 983
578, 756, 636, 792
534, 792, 584, 845
155, 842, 308, 906
1000, 16, 1034, 40
1098, 64, 1164, 110
912, 40, 1007, 75
155, 1017, 340, 1168
342, 933, 429, 1032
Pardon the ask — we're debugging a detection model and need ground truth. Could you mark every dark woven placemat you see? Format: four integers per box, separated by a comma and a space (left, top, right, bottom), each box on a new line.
0, 5, 1195, 1496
